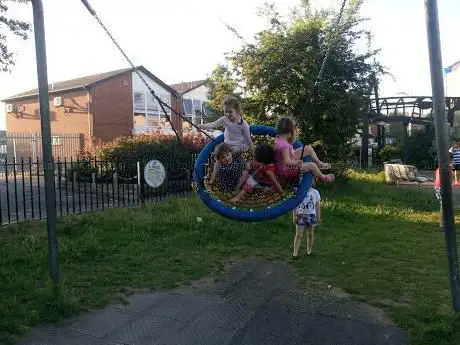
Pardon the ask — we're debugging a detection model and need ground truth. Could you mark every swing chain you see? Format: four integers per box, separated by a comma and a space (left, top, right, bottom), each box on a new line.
314, 0, 348, 89
80, 0, 213, 143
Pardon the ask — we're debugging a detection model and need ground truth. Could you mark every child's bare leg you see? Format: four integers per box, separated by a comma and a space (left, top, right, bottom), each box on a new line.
295, 145, 331, 169
209, 162, 220, 185
229, 174, 252, 203
228, 188, 247, 203
307, 226, 315, 255
301, 162, 335, 183
235, 170, 249, 191
293, 227, 303, 257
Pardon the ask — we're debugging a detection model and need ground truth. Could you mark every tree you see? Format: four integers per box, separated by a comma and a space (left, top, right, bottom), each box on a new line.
0, 0, 31, 72
206, 64, 239, 115
213, 0, 385, 162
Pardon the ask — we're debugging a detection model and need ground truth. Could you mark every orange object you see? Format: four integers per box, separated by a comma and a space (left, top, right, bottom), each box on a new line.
434, 165, 456, 188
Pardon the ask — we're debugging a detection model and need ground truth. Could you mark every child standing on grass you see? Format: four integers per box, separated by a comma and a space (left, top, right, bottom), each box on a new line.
198, 96, 254, 188
291, 181, 321, 260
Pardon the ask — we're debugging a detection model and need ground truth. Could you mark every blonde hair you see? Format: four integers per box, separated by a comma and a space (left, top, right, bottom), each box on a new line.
223, 95, 241, 114
276, 116, 297, 142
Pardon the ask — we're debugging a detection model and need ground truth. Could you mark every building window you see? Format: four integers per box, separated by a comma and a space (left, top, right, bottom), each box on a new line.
134, 113, 146, 125
159, 94, 171, 115
193, 99, 202, 115
133, 91, 172, 131
182, 98, 206, 129
183, 98, 193, 115
147, 93, 158, 114
134, 92, 146, 112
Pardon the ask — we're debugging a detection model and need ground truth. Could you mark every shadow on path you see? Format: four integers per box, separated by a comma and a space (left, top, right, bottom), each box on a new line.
17, 258, 407, 345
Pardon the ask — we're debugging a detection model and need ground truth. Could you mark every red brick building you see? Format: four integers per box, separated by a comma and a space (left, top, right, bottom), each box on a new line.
2, 66, 182, 150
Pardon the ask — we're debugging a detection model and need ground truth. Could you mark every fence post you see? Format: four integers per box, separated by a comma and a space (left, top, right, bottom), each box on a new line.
79, 133, 85, 153
33, 132, 38, 162
73, 171, 77, 187
113, 172, 118, 195
137, 160, 145, 205
91, 172, 96, 193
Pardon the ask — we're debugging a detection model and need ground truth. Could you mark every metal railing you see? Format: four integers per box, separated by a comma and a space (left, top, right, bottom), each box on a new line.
0, 132, 84, 171
0, 154, 198, 225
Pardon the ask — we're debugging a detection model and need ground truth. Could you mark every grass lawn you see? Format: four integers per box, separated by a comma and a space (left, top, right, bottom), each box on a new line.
1, 170, 459, 345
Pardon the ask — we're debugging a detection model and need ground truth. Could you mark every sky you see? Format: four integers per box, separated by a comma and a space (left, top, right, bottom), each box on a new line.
0, 0, 459, 129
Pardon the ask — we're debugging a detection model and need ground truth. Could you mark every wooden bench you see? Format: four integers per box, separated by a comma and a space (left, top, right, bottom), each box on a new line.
384, 163, 432, 189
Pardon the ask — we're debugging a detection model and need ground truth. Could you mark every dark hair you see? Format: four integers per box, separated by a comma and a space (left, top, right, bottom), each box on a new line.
255, 144, 275, 165
223, 95, 241, 114
276, 116, 295, 137
215, 143, 232, 160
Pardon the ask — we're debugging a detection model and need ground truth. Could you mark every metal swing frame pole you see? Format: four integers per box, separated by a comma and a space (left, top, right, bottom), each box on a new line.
31, 0, 60, 290
424, 0, 460, 311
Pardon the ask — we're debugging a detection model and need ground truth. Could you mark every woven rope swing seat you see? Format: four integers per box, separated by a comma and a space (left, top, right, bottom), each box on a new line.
194, 125, 313, 222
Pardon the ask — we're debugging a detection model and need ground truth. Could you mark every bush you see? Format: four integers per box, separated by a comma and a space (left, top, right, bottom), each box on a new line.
406, 125, 436, 169
91, 131, 211, 181
64, 150, 98, 182
96, 130, 209, 162
375, 144, 403, 167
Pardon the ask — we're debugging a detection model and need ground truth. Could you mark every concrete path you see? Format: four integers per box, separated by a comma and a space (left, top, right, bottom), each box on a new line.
16, 259, 407, 345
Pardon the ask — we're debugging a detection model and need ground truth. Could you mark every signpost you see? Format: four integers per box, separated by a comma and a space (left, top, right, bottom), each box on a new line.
144, 160, 166, 188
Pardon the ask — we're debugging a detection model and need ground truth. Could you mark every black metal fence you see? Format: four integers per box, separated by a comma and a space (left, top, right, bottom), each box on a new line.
0, 154, 198, 225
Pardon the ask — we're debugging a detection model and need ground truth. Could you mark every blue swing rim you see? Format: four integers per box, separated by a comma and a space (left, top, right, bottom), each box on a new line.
194, 125, 312, 222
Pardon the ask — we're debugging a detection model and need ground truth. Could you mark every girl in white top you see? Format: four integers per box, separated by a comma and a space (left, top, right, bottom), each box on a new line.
291, 182, 321, 259
199, 96, 254, 189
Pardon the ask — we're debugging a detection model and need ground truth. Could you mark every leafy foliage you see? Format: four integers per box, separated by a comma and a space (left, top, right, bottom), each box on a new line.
205, 64, 239, 116
375, 144, 403, 166
406, 124, 436, 169
68, 131, 210, 183
207, 0, 385, 163
0, 0, 31, 72
375, 124, 436, 169
94, 130, 209, 163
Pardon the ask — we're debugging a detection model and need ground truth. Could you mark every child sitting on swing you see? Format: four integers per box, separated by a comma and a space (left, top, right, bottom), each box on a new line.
274, 117, 335, 184
228, 143, 284, 203
198, 96, 254, 188
212, 142, 249, 194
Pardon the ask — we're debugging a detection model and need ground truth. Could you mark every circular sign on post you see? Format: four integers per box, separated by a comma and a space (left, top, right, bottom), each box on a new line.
144, 160, 166, 188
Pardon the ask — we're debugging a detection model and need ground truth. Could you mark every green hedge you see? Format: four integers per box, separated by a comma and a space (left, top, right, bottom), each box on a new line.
67, 131, 210, 183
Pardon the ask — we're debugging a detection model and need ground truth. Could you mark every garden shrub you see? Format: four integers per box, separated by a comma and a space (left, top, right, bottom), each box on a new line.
90, 131, 211, 181
64, 150, 98, 182
375, 144, 403, 167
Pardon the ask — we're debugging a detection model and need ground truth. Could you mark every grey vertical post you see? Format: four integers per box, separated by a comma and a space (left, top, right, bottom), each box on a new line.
31, 0, 60, 288
137, 160, 145, 205
361, 115, 369, 169
402, 120, 409, 163
425, 0, 460, 311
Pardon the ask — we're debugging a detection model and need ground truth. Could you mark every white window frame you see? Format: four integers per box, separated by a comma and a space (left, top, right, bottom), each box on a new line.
183, 97, 205, 127
133, 90, 172, 131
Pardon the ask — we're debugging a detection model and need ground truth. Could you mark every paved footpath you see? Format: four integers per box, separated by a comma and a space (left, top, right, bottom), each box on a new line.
17, 259, 407, 345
